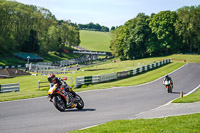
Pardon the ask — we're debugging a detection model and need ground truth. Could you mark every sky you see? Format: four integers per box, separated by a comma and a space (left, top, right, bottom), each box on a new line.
14, 0, 200, 28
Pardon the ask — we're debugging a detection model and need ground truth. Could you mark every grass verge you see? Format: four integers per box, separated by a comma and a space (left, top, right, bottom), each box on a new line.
172, 87, 200, 103
70, 113, 200, 133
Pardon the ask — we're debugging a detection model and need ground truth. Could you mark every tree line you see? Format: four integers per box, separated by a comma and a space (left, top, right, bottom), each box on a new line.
0, 0, 80, 55
78, 22, 109, 32
110, 5, 200, 60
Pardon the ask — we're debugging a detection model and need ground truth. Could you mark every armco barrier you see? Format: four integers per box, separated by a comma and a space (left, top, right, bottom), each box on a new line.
98, 73, 117, 82
75, 59, 171, 88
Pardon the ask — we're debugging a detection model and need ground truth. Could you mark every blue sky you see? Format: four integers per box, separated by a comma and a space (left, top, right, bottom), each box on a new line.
15, 0, 200, 28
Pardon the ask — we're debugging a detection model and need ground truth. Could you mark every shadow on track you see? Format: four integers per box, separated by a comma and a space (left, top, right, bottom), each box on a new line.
171, 91, 187, 95
64, 108, 96, 112
171, 91, 180, 94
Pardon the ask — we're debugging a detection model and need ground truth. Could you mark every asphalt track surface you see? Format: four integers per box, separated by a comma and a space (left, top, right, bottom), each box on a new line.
0, 63, 199, 133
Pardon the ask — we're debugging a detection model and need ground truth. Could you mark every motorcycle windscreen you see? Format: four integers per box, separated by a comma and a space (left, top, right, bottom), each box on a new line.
48, 84, 56, 94
164, 81, 170, 85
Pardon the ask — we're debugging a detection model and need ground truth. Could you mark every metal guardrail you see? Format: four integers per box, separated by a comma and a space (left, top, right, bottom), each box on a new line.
0, 83, 20, 93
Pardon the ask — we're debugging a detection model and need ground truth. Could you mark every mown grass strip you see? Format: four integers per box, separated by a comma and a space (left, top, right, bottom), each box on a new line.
70, 113, 200, 133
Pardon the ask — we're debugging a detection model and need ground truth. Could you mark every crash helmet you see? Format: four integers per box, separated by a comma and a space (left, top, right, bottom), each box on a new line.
47, 74, 55, 83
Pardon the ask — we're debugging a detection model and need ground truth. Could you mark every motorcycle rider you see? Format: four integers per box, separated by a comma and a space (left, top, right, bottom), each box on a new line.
47, 74, 77, 103
163, 75, 173, 88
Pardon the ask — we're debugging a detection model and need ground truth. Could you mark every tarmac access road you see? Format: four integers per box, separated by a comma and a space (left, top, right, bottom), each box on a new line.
0, 63, 199, 133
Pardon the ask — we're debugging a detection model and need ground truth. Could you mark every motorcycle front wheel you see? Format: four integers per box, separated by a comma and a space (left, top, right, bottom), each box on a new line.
53, 95, 66, 112
75, 94, 84, 109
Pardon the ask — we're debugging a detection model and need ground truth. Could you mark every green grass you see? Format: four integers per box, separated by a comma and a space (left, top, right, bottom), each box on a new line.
43, 51, 79, 62
79, 30, 111, 52
168, 54, 200, 63
172, 88, 200, 103
70, 113, 200, 133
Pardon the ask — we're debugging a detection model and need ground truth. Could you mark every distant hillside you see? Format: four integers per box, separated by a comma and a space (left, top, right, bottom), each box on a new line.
79, 30, 111, 52
0, 30, 111, 66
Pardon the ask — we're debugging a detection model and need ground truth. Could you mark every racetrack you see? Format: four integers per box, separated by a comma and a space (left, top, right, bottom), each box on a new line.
0, 63, 199, 133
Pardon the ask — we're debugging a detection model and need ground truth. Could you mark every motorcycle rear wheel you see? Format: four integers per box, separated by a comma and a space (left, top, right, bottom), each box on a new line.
167, 86, 172, 93
53, 95, 66, 112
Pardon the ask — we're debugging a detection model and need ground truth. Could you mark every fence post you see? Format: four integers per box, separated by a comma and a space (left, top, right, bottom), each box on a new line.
18, 83, 20, 92
38, 80, 40, 90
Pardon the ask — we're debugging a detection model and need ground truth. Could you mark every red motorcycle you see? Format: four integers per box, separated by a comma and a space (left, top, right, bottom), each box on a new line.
48, 84, 84, 112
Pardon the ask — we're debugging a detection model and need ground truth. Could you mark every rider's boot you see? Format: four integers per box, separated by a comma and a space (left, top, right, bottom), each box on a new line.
71, 104, 76, 108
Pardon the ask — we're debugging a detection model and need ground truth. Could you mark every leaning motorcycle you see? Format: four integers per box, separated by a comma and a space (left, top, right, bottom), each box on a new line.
163, 80, 173, 93
48, 84, 84, 112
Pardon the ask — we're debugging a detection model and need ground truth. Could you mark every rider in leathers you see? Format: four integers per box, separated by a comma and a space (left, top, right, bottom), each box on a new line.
163, 75, 173, 88
47, 74, 77, 103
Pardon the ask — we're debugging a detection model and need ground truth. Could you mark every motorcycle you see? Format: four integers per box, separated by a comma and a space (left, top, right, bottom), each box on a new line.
163, 80, 173, 93
48, 84, 84, 112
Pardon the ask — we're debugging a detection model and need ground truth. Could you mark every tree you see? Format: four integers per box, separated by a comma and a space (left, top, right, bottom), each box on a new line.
110, 25, 128, 59
175, 6, 194, 53
149, 11, 178, 55
124, 13, 150, 59
194, 5, 200, 53
0, 0, 81, 55
20, 29, 39, 53
78, 22, 109, 32
111, 26, 115, 31
175, 5, 200, 53
110, 13, 150, 60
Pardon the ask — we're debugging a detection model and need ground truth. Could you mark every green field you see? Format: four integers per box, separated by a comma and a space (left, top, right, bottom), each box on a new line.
79, 30, 111, 52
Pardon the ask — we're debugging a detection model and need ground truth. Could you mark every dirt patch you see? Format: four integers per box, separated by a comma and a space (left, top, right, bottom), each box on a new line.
0, 68, 30, 79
